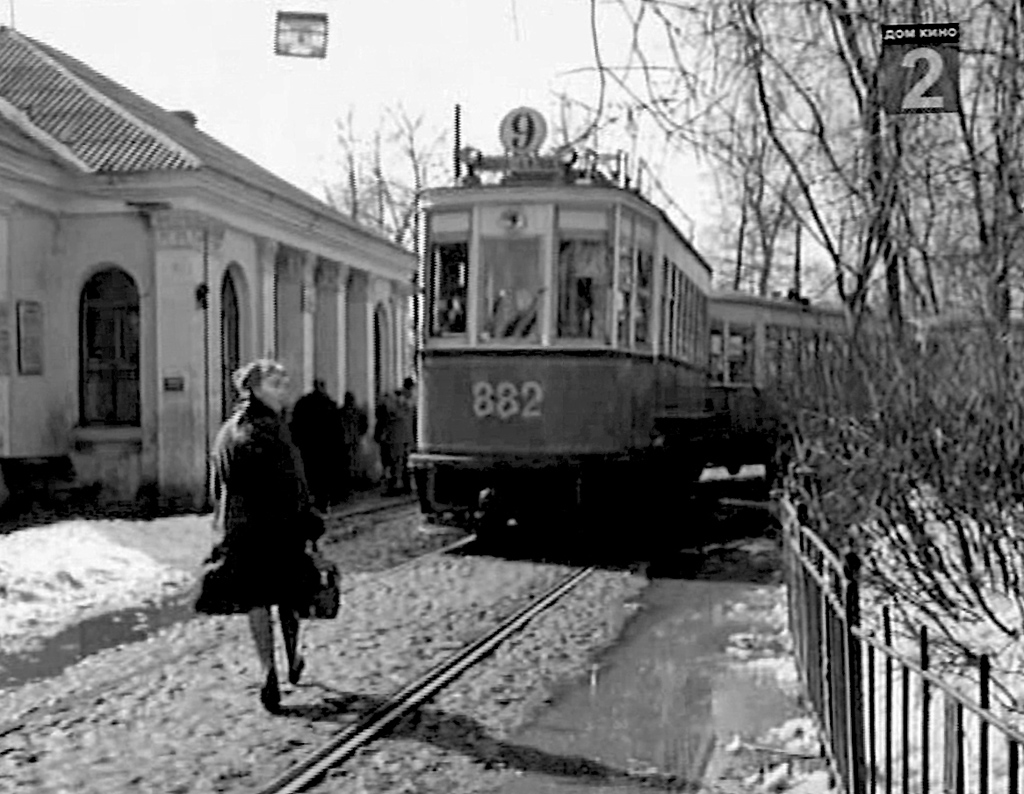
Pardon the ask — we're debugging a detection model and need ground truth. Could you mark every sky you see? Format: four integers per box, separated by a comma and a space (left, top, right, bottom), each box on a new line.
2, 0, 717, 242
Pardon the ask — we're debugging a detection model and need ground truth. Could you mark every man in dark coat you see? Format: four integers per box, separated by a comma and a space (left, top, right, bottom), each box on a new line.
395, 377, 417, 494
289, 379, 339, 511
203, 359, 325, 713
374, 391, 398, 493
337, 391, 362, 499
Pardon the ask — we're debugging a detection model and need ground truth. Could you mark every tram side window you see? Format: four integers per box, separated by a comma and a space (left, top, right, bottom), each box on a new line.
630, 222, 655, 350
681, 276, 694, 362
782, 327, 802, 380
709, 319, 725, 382
430, 241, 468, 336
765, 325, 784, 383
557, 236, 612, 342
667, 263, 679, 359
660, 258, 671, 354
679, 276, 689, 361
697, 292, 708, 366
727, 324, 755, 384
671, 269, 682, 360
616, 213, 634, 347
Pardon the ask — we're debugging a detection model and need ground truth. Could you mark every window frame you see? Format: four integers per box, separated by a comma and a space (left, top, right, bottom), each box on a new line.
79, 267, 141, 427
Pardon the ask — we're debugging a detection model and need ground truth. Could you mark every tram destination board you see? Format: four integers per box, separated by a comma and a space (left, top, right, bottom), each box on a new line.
880, 23, 960, 115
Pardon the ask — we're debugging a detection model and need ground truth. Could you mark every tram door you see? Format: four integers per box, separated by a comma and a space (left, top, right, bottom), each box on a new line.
221, 271, 241, 422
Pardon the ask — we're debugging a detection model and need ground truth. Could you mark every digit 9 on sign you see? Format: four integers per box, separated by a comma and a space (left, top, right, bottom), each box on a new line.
472, 380, 544, 420
498, 107, 547, 155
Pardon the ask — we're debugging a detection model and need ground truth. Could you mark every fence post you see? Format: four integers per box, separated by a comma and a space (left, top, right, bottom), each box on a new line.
844, 551, 866, 794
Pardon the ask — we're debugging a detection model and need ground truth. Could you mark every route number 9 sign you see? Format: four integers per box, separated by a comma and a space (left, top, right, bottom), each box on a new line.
880, 23, 960, 114
499, 107, 547, 155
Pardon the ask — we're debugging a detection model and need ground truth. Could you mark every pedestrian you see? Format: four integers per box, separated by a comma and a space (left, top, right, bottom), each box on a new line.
290, 378, 339, 511
337, 391, 362, 501
396, 377, 418, 494
374, 390, 400, 494
204, 359, 326, 713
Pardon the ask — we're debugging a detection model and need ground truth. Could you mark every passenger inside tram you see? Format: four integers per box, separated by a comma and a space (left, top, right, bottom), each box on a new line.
479, 238, 543, 342
557, 236, 611, 342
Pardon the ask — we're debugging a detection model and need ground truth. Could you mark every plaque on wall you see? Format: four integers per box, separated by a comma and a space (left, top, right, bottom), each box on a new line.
0, 302, 11, 377
16, 300, 43, 376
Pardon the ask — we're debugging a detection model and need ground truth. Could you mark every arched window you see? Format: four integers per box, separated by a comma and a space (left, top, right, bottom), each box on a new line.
80, 268, 140, 426
221, 270, 241, 421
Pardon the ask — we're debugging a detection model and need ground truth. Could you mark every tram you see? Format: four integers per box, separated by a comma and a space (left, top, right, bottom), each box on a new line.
409, 107, 714, 529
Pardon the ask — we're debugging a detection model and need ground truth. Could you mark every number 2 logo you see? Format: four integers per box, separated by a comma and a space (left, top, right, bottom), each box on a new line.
880, 24, 960, 115
901, 47, 944, 111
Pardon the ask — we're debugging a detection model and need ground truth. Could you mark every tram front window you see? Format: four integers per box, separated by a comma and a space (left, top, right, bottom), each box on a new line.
479, 238, 544, 342
557, 237, 611, 342
429, 241, 468, 336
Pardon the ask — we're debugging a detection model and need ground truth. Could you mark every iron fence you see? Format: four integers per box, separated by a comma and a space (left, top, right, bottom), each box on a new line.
781, 500, 1024, 794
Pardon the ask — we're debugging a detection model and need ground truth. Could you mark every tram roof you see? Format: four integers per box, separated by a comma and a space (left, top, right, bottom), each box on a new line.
423, 181, 713, 277
710, 289, 847, 317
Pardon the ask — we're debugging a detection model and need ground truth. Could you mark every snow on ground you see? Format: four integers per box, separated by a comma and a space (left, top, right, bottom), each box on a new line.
700, 465, 767, 482
0, 517, 209, 655
705, 584, 831, 794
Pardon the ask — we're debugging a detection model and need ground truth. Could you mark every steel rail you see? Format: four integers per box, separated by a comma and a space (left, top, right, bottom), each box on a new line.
0, 526, 473, 740
256, 564, 597, 794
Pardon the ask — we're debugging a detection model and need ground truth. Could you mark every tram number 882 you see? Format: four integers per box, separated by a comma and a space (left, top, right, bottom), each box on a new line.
472, 380, 544, 420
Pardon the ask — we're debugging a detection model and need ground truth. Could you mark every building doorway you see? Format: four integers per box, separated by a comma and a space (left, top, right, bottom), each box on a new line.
221, 270, 241, 421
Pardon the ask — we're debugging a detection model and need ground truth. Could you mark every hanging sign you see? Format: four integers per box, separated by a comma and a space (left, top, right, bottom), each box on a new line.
880, 23, 960, 114
275, 12, 329, 58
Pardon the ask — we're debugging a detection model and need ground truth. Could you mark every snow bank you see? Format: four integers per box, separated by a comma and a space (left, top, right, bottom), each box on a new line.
0, 521, 194, 654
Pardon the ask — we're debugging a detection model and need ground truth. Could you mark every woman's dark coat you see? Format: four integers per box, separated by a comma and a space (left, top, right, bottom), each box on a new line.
206, 397, 323, 612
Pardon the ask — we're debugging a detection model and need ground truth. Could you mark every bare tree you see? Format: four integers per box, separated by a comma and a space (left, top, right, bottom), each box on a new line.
600, 0, 1024, 334
323, 106, 451, 252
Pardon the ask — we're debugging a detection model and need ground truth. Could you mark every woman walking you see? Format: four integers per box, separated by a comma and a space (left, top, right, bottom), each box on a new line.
202, 358, 325, 713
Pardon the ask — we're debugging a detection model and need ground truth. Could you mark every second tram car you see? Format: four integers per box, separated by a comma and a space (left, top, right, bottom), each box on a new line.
410, 108, 714, 528
704, 290, 848, 475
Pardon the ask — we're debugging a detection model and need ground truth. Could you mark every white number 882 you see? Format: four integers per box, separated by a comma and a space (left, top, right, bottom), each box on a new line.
472, 380, 544, 420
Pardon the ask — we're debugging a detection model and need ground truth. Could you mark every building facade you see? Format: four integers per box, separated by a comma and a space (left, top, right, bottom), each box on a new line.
0, 28, 415, 507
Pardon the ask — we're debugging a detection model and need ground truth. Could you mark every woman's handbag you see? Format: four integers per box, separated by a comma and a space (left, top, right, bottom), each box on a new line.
301, 547, 341, 619
194, 550, 245, 615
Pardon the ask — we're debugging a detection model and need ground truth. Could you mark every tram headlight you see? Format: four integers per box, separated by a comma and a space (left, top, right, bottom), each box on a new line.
459, 147, 483, 167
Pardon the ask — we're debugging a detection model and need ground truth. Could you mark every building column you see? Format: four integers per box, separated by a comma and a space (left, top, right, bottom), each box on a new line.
346, 270, 371, 415
301, 252, 316, 393
0, 201, 13, 499
256, 237, 278, 358
275, 245, 305, 401
335, 264, 350, 399
313, 259, 340, 399
152, 210, 224, 507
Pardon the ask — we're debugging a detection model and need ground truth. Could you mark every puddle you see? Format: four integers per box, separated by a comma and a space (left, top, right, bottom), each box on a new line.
0, 592, 196, 690
497, 577, 799, 793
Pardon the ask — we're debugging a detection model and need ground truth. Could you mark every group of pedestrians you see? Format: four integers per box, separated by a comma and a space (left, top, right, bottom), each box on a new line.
289, 379, 370, 511
198, 358, 420, 713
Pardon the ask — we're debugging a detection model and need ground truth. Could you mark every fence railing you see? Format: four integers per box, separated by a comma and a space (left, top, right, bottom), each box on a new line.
781, 500, 1024, 794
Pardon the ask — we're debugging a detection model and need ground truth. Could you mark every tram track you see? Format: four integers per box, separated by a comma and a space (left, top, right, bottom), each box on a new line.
255, 564, 596, 794
0, 506, 466, 740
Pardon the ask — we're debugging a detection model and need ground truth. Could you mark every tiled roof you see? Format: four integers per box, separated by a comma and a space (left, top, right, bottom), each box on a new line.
0, 27, 200, 173
0, 27, 405, 253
